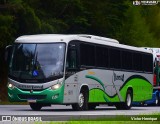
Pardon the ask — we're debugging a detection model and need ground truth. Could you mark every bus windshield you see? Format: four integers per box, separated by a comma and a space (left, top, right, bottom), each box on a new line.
9, 43, 66, 83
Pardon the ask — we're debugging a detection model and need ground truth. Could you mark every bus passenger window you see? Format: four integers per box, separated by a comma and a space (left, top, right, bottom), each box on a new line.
67, 50, 77, 69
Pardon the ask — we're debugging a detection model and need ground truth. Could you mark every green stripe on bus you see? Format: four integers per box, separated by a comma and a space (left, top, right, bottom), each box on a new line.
86, 75, 109, 102
86, 75, 152, 103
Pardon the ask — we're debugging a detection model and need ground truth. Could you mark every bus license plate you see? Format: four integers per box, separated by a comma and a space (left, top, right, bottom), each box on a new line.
27, 99, 37, 103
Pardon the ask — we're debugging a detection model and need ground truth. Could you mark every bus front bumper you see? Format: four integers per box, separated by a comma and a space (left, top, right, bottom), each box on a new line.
8, 85, 64, 104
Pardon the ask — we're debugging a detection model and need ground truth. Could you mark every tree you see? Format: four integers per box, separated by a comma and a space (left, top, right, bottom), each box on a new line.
0, 15, 15, 47
118, 2, 157, 47
142, 6, 160, 41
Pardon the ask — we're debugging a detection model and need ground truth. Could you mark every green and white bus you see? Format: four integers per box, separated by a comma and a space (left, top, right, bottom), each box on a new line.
6, 34, 153, 111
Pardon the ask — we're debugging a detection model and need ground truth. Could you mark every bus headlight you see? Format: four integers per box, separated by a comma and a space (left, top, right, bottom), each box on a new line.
8, 83, 15, 89
50, 78, 63, 90
51, 83, 61, 90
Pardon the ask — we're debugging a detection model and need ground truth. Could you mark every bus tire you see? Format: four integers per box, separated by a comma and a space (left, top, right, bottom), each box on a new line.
115, 90, 132, 110
72, 89, 88, 111
115, 103, 123, 110
88, 103, 96, 110
29, 103, 42, 111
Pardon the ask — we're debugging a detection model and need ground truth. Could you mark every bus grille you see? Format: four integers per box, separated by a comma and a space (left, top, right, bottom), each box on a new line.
18, 94, 47, 100
20, 89, 43, 91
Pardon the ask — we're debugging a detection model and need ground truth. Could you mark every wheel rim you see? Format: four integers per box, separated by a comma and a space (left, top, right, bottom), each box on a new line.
78, 93, 84, 107
127, 94, 131, 107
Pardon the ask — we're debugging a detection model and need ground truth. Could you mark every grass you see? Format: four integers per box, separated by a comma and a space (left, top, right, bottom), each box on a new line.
37, 121, 160, 124
59, 122, 159, 124
0, 101, 28, 105
43, 113, 160, 124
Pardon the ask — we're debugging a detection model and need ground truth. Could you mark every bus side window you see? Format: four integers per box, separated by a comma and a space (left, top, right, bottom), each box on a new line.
67, 49, 77, 69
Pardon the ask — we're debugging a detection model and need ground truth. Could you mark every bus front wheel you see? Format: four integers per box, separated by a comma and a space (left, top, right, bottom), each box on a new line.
115, 90, 133, 110
72, 89, 88, 111
29, 103, 42, 111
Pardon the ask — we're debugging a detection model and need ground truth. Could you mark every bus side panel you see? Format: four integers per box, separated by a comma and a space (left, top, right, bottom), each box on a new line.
63, 74, 78, 103
63, 69, 153, 104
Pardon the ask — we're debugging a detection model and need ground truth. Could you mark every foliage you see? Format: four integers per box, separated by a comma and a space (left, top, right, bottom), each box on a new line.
0, 0, 160, 47
118, 2, 158, 47
0, 15, 15, 47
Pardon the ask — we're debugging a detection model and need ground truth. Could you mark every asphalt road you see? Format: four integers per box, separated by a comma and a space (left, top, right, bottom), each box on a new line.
0, 105, 160, 121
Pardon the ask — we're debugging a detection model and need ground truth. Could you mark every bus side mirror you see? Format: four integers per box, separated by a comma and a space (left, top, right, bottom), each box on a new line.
5, 45, 13, 65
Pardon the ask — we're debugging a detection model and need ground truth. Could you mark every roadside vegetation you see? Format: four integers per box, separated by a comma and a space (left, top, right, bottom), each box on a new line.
35, 113, 160, 124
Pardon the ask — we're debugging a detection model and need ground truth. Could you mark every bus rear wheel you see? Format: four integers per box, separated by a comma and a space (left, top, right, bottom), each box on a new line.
115, 90, 132, 110
72, 89, 88, 111
88, 103, 97, 110
29, 103, 42, 111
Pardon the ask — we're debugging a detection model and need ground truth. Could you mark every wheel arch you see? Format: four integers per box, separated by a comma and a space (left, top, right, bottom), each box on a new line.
79, 84, 89, 101
79, 84, 89, 94
71, 84, 89, 111
127, 87, 133, 93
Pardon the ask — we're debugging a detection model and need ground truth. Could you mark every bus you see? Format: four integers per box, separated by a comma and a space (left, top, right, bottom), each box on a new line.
6, 34, 153, 111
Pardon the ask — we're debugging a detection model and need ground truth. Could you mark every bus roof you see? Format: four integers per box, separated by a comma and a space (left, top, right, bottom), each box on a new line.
15, 34, 119, 43
15, 34, 151, 54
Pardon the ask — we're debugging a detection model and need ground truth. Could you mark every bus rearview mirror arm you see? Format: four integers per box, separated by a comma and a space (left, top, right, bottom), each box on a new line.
5, 45, 13, 64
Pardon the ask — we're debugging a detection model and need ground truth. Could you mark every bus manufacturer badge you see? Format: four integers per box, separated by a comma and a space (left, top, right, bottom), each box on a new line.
30, 90, 33, 93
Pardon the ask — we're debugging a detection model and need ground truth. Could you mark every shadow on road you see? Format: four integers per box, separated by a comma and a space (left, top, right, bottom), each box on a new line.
11, 106, 149, 112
